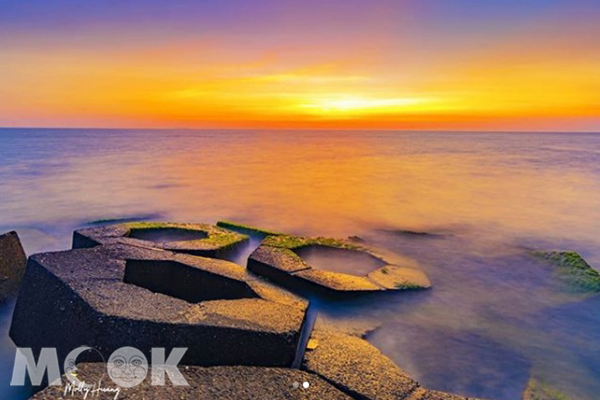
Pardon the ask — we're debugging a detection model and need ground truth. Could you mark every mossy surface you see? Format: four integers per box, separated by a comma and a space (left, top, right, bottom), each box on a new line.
216, 221, 281, 237
522, 378, 573, 400
203, 233, 247, 248
124, 221, 182, 230
394, 282, 425, 290
533, 250, 600, 293
123, 222, 246, 248
263, 235, 363, 251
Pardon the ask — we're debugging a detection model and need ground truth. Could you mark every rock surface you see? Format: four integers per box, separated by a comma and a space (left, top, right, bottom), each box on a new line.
294, 268, 383, 292
532, 250, 600, 292
302, 329, 418, 400
0, 230, 27, 301
10, 244, 307, 371
30, 363, 353, 400
73, 222, 248, 258
520, 378, 574, 400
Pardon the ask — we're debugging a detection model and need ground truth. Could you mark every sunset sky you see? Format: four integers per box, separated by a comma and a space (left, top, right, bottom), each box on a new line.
1, 0, 599, 131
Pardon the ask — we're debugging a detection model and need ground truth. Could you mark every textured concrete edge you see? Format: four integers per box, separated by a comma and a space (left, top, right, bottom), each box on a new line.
0, 230, 27, 301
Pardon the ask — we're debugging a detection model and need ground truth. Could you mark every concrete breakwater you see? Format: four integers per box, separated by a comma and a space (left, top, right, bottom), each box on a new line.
4, 222, 504, 399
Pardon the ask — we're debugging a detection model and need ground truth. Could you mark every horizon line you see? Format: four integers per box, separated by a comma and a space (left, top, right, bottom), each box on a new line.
1, 126, 599, 134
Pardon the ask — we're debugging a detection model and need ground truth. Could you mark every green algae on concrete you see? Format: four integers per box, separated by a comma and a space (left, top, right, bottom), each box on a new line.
73, 222, 248, 258
216, 220, 282, 237
521, 378, 573, 400
532, 251, 600, 293
263, 234, 364, 251
125, 222, 245, 248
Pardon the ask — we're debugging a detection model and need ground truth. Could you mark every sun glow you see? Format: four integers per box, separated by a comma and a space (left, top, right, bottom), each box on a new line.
299, 96, 430, 116
0, 1, 598, 130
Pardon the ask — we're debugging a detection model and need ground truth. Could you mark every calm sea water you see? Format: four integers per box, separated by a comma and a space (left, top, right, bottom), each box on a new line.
0, 128, 599, 399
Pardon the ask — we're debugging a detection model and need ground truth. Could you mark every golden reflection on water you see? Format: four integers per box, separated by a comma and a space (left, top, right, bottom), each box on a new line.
1, 130, 599, 256
1, 130, 600, 399
120, 131, 600, 244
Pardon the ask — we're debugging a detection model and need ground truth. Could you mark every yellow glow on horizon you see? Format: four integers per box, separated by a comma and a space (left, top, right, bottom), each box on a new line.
0, 32, 598, 130
298, 96, 431, 116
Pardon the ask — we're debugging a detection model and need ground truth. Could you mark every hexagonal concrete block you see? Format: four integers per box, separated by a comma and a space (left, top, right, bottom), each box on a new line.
248, 234, 431, 296
10, 243, 308, 370
0, 230, 27, 301
72, 222, 249, 258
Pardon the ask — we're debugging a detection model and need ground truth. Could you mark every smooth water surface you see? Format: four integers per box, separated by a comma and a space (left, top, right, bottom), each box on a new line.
293, 245, 386, 276
0, 129, 599, 399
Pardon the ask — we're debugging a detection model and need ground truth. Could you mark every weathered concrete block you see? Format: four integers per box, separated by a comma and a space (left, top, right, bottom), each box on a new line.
302, 329, 418, 400
30, 363, 353, 399
302, 330, 483, 400
73, 222, 249, 258
248, 234, 431, 296
0, 230, 27, 301
10, 244, 307, 371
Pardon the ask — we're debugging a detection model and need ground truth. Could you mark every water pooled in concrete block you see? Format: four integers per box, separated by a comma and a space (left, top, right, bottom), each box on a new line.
294, 245, 386, 276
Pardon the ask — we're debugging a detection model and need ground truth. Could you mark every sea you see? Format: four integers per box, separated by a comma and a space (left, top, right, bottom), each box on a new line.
0, 128, 599, 399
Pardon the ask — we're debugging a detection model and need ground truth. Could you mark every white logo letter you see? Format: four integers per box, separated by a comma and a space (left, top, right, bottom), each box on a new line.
151, 348, 188, 386
11, 348, 61, 386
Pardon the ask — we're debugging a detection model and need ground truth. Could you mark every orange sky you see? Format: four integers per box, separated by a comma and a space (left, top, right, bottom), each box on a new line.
1, 0, 599, 131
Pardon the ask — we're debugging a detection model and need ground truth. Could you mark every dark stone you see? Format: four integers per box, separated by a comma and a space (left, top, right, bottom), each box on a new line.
72, 222, 248, 259
10, 244, 308, 375
30, 363, 353, 400
0, 230, 27, 301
